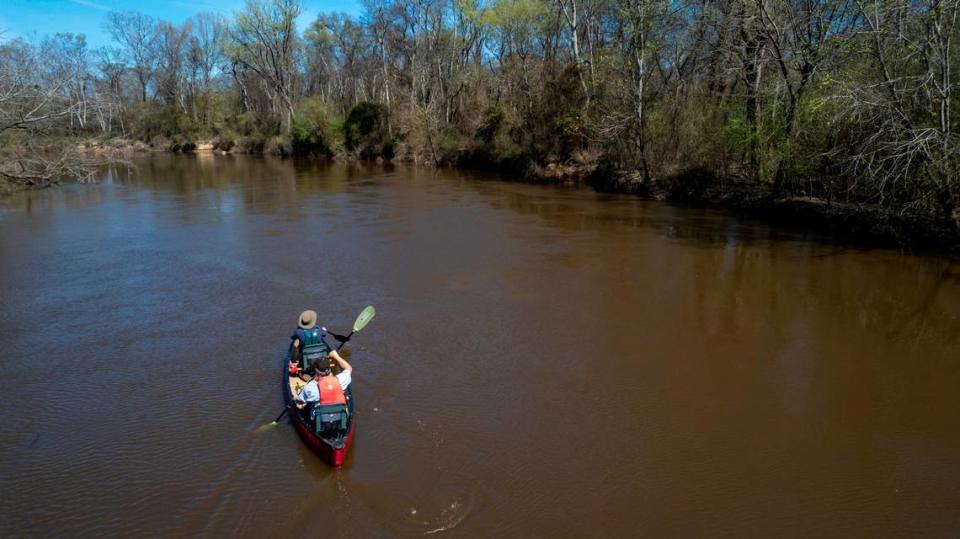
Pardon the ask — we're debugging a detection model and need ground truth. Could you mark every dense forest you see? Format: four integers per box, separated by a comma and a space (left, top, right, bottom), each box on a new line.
1, 0, 958, 242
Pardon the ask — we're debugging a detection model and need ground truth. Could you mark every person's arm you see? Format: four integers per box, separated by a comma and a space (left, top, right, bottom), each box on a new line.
295, 381, 317, 408
321, 326, 350, 345
289, 337, 302, 373
328, 349, 352, 372
328, 331, 350, 344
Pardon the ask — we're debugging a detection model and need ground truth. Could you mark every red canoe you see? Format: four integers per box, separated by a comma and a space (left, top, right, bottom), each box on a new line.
282, 351, 356, 467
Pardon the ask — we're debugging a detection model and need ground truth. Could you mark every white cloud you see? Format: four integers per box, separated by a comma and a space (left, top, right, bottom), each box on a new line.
172, 0, 243, 13
68, 0, 111, 11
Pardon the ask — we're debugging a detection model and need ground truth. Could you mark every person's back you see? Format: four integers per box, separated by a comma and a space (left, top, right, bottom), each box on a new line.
296, 353, 353, 433
315, 374, 345, 404
290, 310, 329, 374
290, 309, 352, 375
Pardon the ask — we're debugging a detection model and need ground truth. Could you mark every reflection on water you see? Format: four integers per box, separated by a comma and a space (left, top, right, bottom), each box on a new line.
1, 154, 958, 537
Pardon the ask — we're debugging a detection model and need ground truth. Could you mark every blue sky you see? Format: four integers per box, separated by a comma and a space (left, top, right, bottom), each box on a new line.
0, 0, 363, 48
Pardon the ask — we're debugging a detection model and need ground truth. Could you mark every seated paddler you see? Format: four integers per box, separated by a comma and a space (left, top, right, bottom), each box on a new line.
294, 353, 353, 427
289, 310, 351, 376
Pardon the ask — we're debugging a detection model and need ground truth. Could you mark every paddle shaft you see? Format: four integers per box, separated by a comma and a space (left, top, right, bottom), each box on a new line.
336, 331, 354, 351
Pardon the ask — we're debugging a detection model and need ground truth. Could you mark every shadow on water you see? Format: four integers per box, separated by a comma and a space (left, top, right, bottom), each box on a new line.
462, 178, 865, 252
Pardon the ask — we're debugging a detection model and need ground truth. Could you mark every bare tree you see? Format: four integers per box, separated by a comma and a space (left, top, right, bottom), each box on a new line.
0, 39, 77, 134
618, 0, 668, 181
559, 0, 591, 103
93, 47, 127, 135
186, 13, 226, 127
105, 11, 159, 103
0, 39, 98, 186
42, 33, 92, 131
155, 21, 191, 112
227, 0, 301, 133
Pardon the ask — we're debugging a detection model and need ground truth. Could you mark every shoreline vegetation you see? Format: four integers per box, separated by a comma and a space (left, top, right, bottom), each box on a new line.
71, 135, 960, 251
1, 0, 958, 250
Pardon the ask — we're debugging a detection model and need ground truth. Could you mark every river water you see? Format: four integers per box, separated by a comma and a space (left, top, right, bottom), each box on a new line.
1, 154, 958, 537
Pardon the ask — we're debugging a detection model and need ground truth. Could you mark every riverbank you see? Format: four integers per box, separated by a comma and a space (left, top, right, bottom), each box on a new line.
3, 136, 958, 252
441, 147, 960, 252
590, 168, 960, 252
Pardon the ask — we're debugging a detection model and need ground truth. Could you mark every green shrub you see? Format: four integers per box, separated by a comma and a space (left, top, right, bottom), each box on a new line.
476, 106, 505, 144
234, 111, 281, 138
236, 136, 265, 154
553, 110, 585, 154
265, 135, 292, 156
437, 127, 471, 162
212, 133, 236, 152
168, 134, 196, 152
718, 114, 755, 158
291, 96, 332, 156
344, 102, 392, 159
150, 135, 171, 150
132, 103, 183, 141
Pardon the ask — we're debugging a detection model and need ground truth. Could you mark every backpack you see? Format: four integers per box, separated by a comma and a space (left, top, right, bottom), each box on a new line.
300, 327, 330, 363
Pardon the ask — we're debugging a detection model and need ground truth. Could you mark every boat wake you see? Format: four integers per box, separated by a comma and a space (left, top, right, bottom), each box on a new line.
423, 495, 475, 535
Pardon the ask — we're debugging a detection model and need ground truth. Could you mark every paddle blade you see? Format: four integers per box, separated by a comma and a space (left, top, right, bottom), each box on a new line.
353, 305, 376, 332
255, 421, 279, 433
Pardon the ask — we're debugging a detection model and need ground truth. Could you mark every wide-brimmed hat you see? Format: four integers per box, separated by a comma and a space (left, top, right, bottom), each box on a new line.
298, 310, 318, 329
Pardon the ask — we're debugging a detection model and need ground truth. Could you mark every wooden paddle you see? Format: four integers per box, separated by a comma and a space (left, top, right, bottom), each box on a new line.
267, 306, 376, 427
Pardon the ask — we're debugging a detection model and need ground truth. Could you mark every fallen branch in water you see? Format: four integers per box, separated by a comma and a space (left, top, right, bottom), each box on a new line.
0, 142, 119, 191
2, 153, 91, 185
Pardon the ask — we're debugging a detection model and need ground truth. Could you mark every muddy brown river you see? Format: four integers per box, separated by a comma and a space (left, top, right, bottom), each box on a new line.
1, 154, 958, 537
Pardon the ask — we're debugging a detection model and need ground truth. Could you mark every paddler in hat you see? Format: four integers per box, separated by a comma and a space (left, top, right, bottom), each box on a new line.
289, 310, 351, 377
